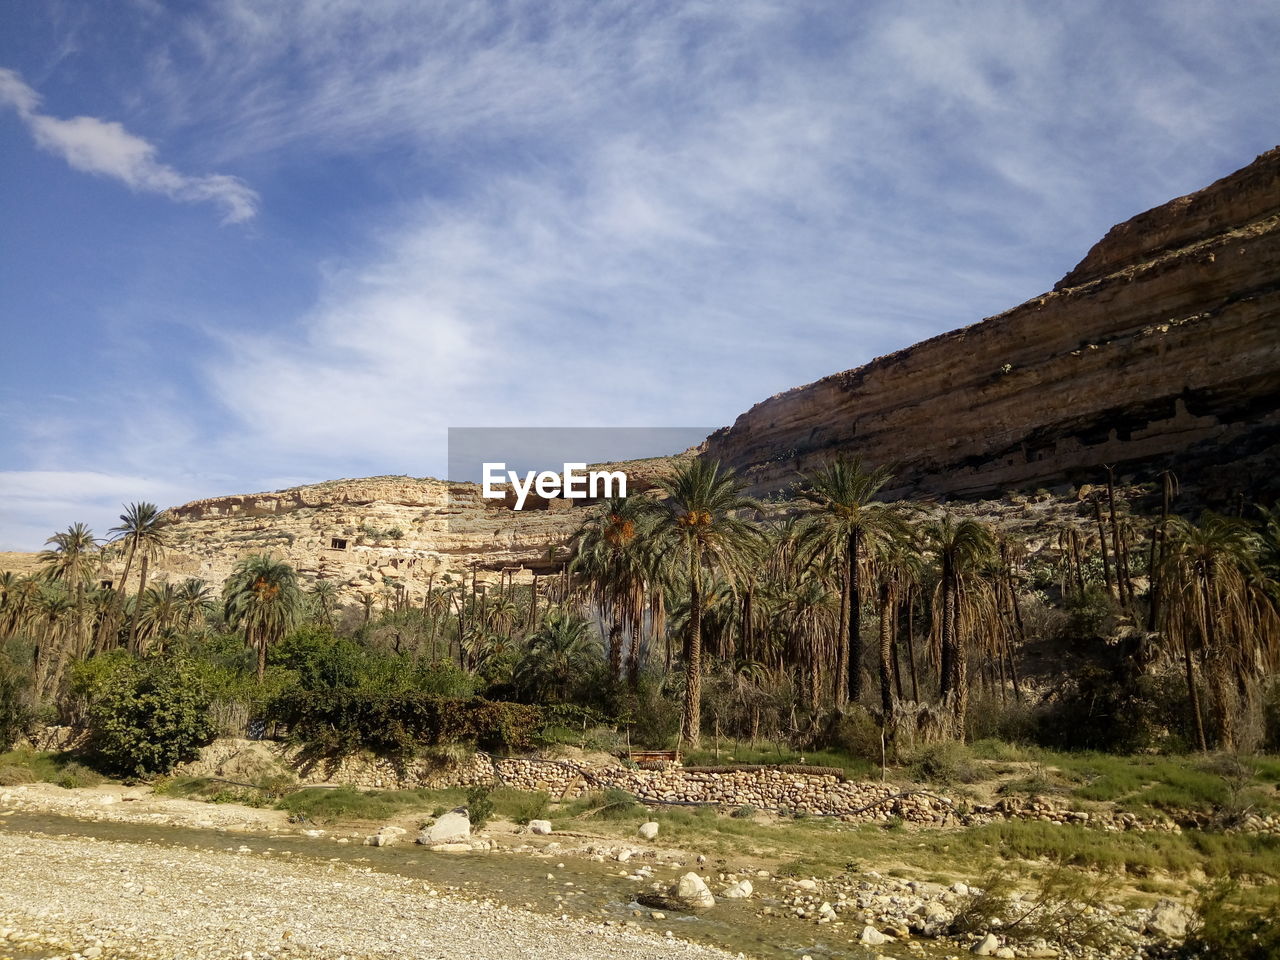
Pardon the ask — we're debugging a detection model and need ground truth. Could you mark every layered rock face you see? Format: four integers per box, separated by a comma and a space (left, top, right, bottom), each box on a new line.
141, 476, 578, 601
121, 456, 687, 601
704, 147, 1280, 502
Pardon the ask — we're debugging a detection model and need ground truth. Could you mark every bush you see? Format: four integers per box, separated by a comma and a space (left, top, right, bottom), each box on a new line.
0, 764, 34, 785
1177, 881, 1280, 959
54, 761, 106, 789
820, 705, 883, 762
73, 653, 216, 777
271, 689, 543, 757
466, 784, 495, 829
0, 651, 32, 749
909, 741, 979, 785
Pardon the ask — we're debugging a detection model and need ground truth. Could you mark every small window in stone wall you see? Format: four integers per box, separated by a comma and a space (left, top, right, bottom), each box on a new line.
330, 537, 348, 550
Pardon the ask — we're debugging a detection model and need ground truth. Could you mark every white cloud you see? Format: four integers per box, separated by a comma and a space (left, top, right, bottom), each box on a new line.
0, 67, 257, 223
0, 470, 199, 551
3, 2, 1277, 547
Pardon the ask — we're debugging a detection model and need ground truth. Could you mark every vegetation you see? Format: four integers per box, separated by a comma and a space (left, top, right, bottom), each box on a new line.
0, 459, 1277, 790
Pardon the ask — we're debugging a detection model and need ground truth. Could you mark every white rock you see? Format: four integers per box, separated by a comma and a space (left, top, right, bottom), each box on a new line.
972, 932, 1001, 956
1146, 899, 1192, 939
721, 879, 754, 899
616, 849, 633, 863
638, 821, 660, 840
421, 809, 470, 845
675, 872, 716, 910
528, 820, 553, 835
859, 925, 887, 945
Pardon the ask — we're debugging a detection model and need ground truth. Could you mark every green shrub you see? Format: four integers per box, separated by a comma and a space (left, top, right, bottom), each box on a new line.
0, 652, 32, 749
909, 741, 979, 785
0, 764, 34, 785
466, 784, 495, 829
271, 689, 543, 757
1177, 881, 1280, 959
55, 761, 105, 789
73, 652, 215, 777
821, 705, 883, 763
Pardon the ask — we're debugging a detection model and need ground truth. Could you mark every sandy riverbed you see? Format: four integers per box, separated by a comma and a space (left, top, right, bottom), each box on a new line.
0, 826, 740, 960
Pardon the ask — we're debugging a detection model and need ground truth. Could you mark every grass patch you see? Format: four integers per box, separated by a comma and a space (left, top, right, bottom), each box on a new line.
0, 749, 108, 788
679, 739, 876, 779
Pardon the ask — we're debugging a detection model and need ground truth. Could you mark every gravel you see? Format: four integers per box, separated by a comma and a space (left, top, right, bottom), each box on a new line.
0, 831, 739, 960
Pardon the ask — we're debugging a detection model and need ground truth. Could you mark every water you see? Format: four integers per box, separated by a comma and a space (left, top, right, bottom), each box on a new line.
1, 812, 947, 959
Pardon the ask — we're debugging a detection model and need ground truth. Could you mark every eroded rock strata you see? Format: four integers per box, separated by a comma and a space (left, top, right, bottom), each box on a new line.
703, 147, 1280, 502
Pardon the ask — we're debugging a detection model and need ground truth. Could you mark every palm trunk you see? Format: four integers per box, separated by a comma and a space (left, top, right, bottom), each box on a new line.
906, 587, 920, 703
681, 542, 703, 748
939, 567, 954, 700
1147, 473, 1173, 631
127, 554, 149, 653
847, 530, 863, 704
1182, 632, 1209, 753
608, 616, 624, 681
1092, 499, 1114, 598
256, 626, 268, 681
878, 580, 896, 733
834, 567, 850, 707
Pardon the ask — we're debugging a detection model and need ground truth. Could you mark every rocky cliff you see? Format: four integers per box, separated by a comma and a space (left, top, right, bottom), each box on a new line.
115, 456, 688, 602
703, 147, 1280, 503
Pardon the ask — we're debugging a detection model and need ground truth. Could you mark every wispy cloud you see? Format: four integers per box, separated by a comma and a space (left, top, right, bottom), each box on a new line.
1, 1, 1277, 547
0, 67, 257, 223
0, 470, 199, 551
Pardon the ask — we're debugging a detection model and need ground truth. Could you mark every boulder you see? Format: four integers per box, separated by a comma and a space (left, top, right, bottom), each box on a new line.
1146, 899, 1192, 939
972, 933, 1001, 956
365, 825, 406, 847
638, 821, 660, 840
859, 925, 886, 945
721, 879, 753, 900
418, 809, 470, 845
528, 820, 553, 835
637, 872, 716, 913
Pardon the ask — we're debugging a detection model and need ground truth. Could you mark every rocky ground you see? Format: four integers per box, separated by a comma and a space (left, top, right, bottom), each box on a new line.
0, 783, 1197, 960
0, 828, 737, 960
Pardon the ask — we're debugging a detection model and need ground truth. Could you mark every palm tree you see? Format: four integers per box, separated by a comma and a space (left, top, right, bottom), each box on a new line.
1158, 513, 1280, 751
795, 458, 900, 708
573, 495, 654, 684
108, 502, 169, 651
31, 584, 74, 698
513, 609, 600, 703
137, 582, 181, 652
175, 578, 216, 633
223, 555, 302, 681
645, 459, 762, 748
925, 512, 997, 739
36, 522, 104, 687
38, 523, 100, 592
874, 524, 922, 730
307, 579, 339, 627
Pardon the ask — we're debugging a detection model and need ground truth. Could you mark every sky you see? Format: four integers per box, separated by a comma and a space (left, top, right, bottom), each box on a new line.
1, 1, 1277, 549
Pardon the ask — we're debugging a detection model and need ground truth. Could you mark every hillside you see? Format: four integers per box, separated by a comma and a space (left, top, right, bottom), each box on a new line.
704, 147, 1280, 503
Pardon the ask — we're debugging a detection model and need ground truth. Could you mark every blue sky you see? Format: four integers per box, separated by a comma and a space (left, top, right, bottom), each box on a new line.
1, 1, 1277, 549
